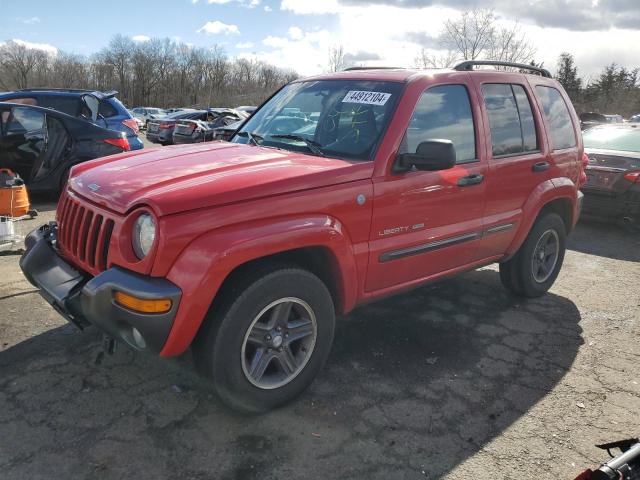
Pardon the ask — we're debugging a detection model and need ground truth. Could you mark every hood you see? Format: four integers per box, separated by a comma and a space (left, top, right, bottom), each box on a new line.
69, 142, 372, 216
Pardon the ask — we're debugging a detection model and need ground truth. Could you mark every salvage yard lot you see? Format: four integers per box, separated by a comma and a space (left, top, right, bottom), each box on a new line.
1, 199, 638, 479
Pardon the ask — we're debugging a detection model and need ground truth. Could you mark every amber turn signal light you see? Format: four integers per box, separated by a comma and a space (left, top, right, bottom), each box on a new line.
114, 291, 172, 314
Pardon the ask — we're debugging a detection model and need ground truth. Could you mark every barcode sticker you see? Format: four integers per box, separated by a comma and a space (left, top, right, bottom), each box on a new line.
342, 90, 391, 106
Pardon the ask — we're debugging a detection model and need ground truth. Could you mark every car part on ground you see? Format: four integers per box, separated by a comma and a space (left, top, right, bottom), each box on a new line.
574, 438, 640, 480
0, 102, 130, 193
0, 89, 143, 150
19, 62, 585, 412
581, 124, 640, 230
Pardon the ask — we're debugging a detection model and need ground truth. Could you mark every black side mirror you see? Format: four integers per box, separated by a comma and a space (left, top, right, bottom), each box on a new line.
395, 139, 456, 173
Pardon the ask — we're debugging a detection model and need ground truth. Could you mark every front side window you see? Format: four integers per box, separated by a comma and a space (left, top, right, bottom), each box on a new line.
482, 83, 539, 157
39, 96, 81, 117
398, 84, 476, 164
535, 85, 577, 150
233, 80, 403, 161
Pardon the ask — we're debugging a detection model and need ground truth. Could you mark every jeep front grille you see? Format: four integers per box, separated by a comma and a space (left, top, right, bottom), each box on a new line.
57, 192, 115, 274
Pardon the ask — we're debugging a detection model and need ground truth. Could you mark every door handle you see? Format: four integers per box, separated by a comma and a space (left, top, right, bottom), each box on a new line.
532, 161, 550, 172
457, 173, 484, 186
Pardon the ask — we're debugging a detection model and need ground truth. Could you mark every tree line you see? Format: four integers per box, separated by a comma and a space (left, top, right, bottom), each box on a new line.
0, 35, 298, 109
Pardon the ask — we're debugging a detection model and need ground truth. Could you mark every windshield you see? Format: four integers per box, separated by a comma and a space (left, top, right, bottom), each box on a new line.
232, 79, 403, 161
583, 127, 640, 153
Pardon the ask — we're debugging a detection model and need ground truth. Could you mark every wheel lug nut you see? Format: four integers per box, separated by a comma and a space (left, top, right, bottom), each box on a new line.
266, 334, 271, 341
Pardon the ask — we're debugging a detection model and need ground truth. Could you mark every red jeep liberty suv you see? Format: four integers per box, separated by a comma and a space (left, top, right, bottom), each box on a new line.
20, 61, 585, 412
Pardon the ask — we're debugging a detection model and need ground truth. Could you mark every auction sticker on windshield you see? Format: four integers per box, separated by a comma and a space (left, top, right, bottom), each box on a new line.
342, 91, 391, 106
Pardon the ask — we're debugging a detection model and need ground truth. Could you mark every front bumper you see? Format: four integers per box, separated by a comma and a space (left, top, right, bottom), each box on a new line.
19, 223, 181, 353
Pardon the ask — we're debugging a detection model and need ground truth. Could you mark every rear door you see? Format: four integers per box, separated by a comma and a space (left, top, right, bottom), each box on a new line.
471, 76, 548, 258
0, 106, 47, 183
366, 82, 488, 293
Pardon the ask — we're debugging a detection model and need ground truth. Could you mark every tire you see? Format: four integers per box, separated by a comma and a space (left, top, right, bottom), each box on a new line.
193, 267, 335, 413
499, 213, 566, 298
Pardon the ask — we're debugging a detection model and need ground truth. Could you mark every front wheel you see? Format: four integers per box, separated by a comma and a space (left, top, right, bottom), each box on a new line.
193, 267, 335, 413
499, 213, 566, 298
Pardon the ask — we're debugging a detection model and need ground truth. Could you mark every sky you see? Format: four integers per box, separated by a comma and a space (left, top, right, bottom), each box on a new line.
1, 0, 640, 80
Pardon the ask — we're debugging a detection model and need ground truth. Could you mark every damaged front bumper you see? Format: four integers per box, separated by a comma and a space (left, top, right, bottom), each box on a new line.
19, 223, 181, 353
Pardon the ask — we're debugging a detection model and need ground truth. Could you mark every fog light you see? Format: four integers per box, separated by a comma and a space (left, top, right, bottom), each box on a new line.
114, 291, 172, 314
131, 328, 146, 349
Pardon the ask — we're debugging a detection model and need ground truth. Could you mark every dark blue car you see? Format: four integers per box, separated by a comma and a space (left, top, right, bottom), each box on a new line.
0, 88, 143, 150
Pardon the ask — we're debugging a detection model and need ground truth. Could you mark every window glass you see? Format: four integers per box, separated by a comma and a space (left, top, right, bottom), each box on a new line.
400, 84, 476, 163
234, 80, 403, 161
535, 86, 576, 150
99, 100, 118, 118
39, 96, 80, 116
482, 84, 523, 156
512, 85, 538, 151
5, 107, 45, 135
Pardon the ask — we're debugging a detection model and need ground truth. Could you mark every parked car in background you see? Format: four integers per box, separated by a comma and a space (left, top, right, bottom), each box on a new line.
580, 112, 607, 130
0, 102, 130, 193
173, 108, 248, 144
628, 114, 640, 123
605, 114, 624, 124
131, 107, 166, 129
582, 124, 640, 229
0, 88, 143, 150
212, 119, 243, 142
21, 61, 585, 412
146, 109, 201, 146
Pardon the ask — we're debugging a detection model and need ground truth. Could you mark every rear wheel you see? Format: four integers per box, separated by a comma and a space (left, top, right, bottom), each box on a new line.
193, 267, 335, 413
499, 213, 566, 298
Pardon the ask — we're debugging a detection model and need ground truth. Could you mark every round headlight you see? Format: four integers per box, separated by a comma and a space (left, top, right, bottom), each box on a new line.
132, 213, 156, 259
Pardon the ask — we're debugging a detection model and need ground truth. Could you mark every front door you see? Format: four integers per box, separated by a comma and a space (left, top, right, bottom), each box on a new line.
366, 83, 487, 293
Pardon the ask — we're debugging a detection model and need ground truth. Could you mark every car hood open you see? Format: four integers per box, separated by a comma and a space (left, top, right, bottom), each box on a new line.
69, 142, 371, 216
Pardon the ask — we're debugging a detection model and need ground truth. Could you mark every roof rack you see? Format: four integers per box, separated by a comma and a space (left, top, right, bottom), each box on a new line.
343, 66, 403, 71
453, 60, 552, 78
18, 87, 93, 93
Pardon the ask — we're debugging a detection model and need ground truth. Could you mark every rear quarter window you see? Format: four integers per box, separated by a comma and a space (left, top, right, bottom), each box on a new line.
535, 86, 576, 150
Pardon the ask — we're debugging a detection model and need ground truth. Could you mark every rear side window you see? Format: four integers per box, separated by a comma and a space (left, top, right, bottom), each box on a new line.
482, 83, 538, 157
535, 86, 576, 150
39, 96, 81, 116
4, 107, 45, 135
401, 84, 476, 163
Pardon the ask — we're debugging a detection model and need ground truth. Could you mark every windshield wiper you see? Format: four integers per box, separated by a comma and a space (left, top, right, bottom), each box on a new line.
270, 134, 325, 157
235, 130, 263, 146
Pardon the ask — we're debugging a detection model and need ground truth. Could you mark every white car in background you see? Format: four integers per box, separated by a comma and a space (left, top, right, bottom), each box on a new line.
131, 107, 166, 129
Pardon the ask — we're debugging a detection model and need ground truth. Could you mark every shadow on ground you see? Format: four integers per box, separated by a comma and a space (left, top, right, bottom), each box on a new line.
568, 219, 640, 262
0, 270, 582, 480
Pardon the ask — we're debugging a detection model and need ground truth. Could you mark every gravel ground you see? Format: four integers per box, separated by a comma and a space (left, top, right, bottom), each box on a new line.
0, 194, 638, 479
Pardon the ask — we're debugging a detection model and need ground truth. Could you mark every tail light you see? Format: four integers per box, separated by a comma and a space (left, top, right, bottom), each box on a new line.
624, 170, 640, 183
579, 152, 589, 186
159, 122, 173, 129
104, 137, 130, 151
122, 118, 139, 135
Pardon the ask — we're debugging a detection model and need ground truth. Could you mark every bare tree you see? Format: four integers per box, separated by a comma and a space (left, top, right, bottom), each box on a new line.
327, 45, 347, 72
418, 9, 536, 69
0, 40, 43, 89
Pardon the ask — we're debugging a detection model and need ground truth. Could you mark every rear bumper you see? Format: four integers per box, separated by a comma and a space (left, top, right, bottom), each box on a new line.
581, 188, 639, 225
19, 224, 181, 353
128, 136, 144, 150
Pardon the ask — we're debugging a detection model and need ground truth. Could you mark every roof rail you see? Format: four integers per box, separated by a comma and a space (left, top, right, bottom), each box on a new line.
343, 66, 403, 71
17, 87, 94, 93
453, 60, 552, 78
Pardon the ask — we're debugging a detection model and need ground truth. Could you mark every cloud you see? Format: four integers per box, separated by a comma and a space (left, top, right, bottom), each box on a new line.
21, 16, 41, 25
197, 20, 240, 35
10, 38, 58, 55
236, 41, 255, 48
132, 35, 151, 42
264, 5, 272, 11
288, 26, 304, 40
343, 50, 382, 63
